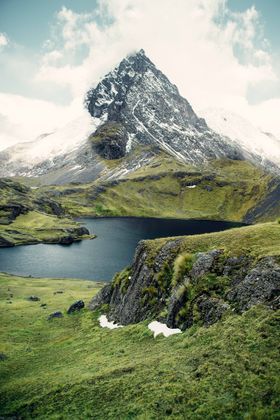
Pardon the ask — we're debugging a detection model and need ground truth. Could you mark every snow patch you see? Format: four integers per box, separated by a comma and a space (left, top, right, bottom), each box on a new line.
187, 185, 196, 188
200, 108, 280, 166
99, 315, 123, 330
148, 321, 182, 338
70, 164, 82, 171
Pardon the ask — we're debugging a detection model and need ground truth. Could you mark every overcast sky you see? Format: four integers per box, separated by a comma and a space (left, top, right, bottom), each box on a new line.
0, 0, 279, 149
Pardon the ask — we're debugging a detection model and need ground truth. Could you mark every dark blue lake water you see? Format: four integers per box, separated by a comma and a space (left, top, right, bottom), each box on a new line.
0, 217, 243, 281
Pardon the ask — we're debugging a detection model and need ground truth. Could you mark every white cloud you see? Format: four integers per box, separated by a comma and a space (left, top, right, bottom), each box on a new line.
0, 93, 83, 150
0, 33, 8, 49
34, 0, 279, 133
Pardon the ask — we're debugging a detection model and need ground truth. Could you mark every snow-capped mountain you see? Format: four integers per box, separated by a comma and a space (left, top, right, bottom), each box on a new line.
200, 108, 280, 167
85, 49, 244, 164
0, 50, 278, 183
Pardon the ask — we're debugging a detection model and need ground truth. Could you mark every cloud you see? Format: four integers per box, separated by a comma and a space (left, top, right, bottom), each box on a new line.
0, 33, 8, 49
0, 93, 83, 150
34, 0, 279, 132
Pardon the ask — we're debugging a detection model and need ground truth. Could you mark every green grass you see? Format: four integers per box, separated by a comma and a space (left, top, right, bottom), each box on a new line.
49, 158, 275, 222
0, 211, 92, 246
145, 221, 280, 264
0, 273, 279, 419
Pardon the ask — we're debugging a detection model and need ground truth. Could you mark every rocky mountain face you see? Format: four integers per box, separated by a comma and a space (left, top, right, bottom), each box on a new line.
0, 49, 275, 184
85, 49, 245, 164
89, 237, 280, 329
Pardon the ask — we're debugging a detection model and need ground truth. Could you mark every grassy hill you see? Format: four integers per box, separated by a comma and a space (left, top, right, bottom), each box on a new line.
38, 156, 280, 223
0, 179, 92, 246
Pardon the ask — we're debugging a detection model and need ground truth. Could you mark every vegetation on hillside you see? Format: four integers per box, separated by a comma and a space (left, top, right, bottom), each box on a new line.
145, 220, 280, 262
1, 221, 280, 418
39, 156, 278, 223
0, 211, 92, 246
0, 179, 91, 246
0, 272, 279, 419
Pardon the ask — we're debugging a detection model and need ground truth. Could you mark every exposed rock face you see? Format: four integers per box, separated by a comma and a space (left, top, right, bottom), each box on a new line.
0, 236, 15, 247
227, 257, 280, 311
34, 197, 65, 216
190, 249, 222, 278
196, 295, 230, 326
88, 284, 112, 310
90, 240, 280, 330
90, 122, 128, 159
0, 203, 29, 225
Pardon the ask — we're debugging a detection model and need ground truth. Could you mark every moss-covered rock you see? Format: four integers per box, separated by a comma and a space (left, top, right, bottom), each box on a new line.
90, 222, 280, 329
90, 122, 128, 159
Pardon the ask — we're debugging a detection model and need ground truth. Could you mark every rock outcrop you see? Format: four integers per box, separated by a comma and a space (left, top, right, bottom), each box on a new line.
89, 239, 280, 330
48, 311, 63, 320
67, 300, 85, 314
90, 122, 128, 160
0, 236, 15, 247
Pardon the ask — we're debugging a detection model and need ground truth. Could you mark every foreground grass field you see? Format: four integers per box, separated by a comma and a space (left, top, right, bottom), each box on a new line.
0, 272, 279, 419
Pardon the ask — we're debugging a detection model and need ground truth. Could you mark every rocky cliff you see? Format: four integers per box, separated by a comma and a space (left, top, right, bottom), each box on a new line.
89, 223, 280, 329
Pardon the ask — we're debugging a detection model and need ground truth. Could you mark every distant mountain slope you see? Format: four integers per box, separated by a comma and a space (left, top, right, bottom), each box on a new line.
200, 108, 280, 167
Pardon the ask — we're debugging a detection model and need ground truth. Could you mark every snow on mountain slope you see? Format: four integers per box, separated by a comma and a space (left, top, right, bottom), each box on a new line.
2, 111, 102, 168
85, 49, 245, 165
200, 108, 280, 167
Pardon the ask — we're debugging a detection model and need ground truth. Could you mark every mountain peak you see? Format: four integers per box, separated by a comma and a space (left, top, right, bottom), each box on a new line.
129, 48, 146, 57
84, 51, 245, 165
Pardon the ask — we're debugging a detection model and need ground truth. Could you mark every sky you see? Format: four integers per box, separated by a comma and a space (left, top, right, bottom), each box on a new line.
0, 0, 279, 150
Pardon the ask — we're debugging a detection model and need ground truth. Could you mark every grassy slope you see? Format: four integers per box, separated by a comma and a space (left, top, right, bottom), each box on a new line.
1, 222, 280, 419
0, 211, 91, 246
146, 221, 280, 263
46, 156, 275, 222
0, 179, 92, 245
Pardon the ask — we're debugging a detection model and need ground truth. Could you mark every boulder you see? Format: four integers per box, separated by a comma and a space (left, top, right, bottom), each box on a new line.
48, 311, 63, 320
0, 352, 7, 361
67, 300, 85, 314
28, 295, 40, 302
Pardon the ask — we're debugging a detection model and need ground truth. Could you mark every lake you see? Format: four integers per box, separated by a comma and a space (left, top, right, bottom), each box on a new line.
0, 217, 243, 281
